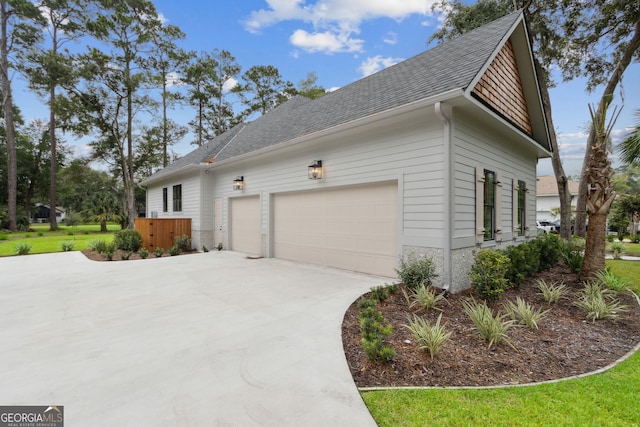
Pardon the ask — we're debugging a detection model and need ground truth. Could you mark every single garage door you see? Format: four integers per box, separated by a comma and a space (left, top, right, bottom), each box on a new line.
273, 182, 397, 277
230, 196, 261, 256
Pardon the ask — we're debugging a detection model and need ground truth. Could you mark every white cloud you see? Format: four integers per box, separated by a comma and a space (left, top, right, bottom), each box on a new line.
222, 78, 239, 92
383, 31, 398, 45
358, 55, 403, 77
290, 29, 363, 53
245, 0, 440, 54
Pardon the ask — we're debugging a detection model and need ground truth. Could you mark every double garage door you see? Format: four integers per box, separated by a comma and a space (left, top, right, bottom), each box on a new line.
230, 182, 398, 277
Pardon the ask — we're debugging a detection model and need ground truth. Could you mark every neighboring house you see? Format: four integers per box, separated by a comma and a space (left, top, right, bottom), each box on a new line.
536, 175, 580, 222
32, 203, 66, 223
141, 12, 551, 292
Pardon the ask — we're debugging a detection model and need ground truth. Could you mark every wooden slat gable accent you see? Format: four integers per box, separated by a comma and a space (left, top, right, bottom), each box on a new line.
472, 39, 533, 135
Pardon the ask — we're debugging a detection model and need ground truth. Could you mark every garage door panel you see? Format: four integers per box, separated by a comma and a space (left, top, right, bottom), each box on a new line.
230, 196, 261, 256
273, 182, 397, 277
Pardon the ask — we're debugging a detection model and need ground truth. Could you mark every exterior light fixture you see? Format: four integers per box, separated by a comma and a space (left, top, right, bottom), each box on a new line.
232, 176, 244, 191
308, 160, 323, 180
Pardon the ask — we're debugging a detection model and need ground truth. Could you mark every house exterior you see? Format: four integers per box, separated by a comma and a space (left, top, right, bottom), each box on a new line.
536, 175, 580, 222
32, 204, 66, 223
141, 12, 551, 292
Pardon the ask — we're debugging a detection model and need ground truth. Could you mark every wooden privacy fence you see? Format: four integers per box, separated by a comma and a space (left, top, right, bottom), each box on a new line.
134, 218, 192, 251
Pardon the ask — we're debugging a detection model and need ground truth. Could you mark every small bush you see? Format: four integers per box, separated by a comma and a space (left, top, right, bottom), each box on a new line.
202, 245, 209, 253
67, 230, 73, 236
404, 313, 451, 360
174, 234, 191, 252
24, 233, 31, 238
113, 229, 143, 252
15, 242, 32, 255
608, 241, 625, 260
403, 283, 446, 312
594, 269, 630, 293
533, 234, 562, 271
154, 247, 164, 257
632, 235, 640, 244
217, 242, 223, 251
574, 282, 626, 322
358, 297, 395, 363
504, 297, 549, 329
462, 298, 516, 349
505, 242, 540, 286
169, 245, 181, 256
60, 241, 75, 252
0, 233, 7, 240
370, 285, 390, 302
396, 254, 438, 291
138, 248, 149, 259
37, 231, 44, 237
559, 237, 584, 273
607, 234, 615, 242
87, 239, 109, 254
537, 279, 569, 304
103, 242, 116, 261
120, 251, 131, 260
468, 249, 511, 300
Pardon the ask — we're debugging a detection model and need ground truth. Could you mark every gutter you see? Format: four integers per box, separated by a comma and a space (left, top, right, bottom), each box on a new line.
434, 102, 452, 291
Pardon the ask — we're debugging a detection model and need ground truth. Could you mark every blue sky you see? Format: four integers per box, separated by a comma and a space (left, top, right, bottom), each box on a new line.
12, 0, 640, 178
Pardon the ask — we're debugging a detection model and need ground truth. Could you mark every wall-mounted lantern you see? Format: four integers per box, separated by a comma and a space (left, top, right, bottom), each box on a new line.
308, 160, 323, 180
232, 176, 244, 191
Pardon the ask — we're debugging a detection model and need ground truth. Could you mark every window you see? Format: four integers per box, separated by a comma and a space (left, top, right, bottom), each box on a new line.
162, 188, 168, 212
517, 180, 526, 236
172, 184, 182, 212
483, 170, 496, 241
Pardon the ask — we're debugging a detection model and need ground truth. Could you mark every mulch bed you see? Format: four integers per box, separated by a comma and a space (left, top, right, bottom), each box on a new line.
342, 264, 640, 387
81, 249, 197, 261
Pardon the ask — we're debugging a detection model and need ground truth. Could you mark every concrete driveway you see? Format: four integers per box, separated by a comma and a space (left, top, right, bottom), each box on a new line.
0, 251, 386, 426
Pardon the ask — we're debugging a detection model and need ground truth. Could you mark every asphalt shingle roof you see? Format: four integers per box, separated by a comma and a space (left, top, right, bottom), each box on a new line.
148, 11, 522, 182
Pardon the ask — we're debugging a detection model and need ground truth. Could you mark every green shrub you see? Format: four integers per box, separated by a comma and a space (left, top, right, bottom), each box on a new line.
0, 233, 8, 240
120, 251, 131, 260
87, 239, 109, 254
15, 242, 32, 255
608, 241, 625, 260
138, 248, 149, 259
24, 233, 31, 238
505, 242, 539, 286
404, 313, 451, 360
37, 231, 44, 237
169, 245, 181, 256
67, 230, 73, 236
574, 282, 626, 322
632, 235, 640, 244
60, 241, 75, 252
537, 279, 569, 304
174, 234, 191, 252
358, 297, 395, 363
396, 254, 438, 291
370, 285, 391, 302
403, 283, 446, 312
462, 298, 516, 349
607, 234, 615, 242
504, 297, 549, 329
154, 247, 164, 257
594, 269, 630, 293
202, 245, 209, 253
113, 229, 143, 252
532, 234, 561, 271
559, 237, 584, 273
103, 242, 116, 261
216, 242, 223, 251
468, 249, 511, 300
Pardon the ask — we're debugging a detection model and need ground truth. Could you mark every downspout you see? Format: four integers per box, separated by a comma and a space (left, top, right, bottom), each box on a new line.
434, 102, 452, 290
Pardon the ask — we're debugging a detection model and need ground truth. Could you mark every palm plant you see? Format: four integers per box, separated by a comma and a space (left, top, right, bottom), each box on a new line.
82, 192, 122, 232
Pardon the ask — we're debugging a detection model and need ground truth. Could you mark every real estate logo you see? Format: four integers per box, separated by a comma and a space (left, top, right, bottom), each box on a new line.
0, 406, 63, 427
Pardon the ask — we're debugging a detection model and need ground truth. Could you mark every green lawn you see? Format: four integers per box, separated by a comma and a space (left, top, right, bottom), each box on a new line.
622, 242, 640, 257
0, 224, 117, 256
362, 260, 640, 426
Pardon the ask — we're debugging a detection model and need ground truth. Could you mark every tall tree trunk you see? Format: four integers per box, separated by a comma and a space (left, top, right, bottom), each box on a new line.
49, 85, 58, 230
1, 1, 17, 231
534, 57, 572, 240
162, 72, 168, 167
580, 19, 640, 279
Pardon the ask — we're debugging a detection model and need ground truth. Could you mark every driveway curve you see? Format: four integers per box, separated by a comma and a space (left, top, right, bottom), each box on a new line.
0, 251, 384, 426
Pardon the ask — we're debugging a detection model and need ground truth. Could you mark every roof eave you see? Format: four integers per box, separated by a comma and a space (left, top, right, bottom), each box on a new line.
140, 163, 208, 187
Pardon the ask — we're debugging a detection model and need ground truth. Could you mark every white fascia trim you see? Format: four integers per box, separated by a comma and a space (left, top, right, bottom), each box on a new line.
140, 163, 208, 187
